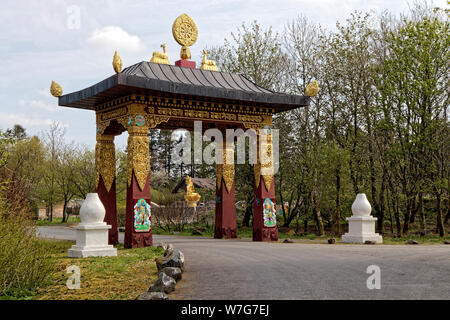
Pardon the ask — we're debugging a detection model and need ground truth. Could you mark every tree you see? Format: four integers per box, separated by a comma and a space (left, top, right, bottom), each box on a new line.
376, 16, 449, 235
207, 21, 288, 91
5, 125, 26, 141
40, 122, 65, 221
69, 147, 95, 200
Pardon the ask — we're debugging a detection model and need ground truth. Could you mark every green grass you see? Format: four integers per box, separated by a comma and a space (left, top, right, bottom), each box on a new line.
31, 240, 164, 300
381, 234, 450, 245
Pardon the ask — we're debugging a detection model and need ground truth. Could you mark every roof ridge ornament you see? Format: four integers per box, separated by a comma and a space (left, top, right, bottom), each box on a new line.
172, 13, 198, 61
150, 44, 170, 65
113, 51, 122, 74
305, 80, 319, 97
200, 49, 218, 71
50, 80, 63, 97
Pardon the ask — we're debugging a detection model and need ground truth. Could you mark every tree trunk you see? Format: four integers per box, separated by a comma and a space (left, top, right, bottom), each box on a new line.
242, 195, 253, 227
402, 197, 412, 235
435, 191, 445, 237
377, 177, 387, 233
418, 192, 426, 234
368, 142, 382, 232
392, 195, 402, 237
409, 194, 418, 224
334, 167, 341, 235
311, 191, 324, 236
386, 189, 394, 234
303, 194, 311, 234
445, 197, 449, 225
62, 201, 68, 223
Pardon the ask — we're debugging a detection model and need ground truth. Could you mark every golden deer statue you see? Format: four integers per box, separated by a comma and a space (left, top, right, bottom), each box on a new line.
151, 44, 170, 65
200, 50, 218, 71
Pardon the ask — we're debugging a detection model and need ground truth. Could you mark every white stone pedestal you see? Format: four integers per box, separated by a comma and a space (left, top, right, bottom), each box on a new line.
68, 223, 117, 258
68, 193, 117, 258
341, 193, 383, 244
341, 216, 383, 243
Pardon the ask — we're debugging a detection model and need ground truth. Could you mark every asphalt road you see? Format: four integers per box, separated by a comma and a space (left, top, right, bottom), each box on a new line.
37, 226, 450, 300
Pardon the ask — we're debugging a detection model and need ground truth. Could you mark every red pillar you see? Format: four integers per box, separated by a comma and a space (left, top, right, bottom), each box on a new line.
124, 173, 152, 248
215, 178, 237, 238
214, 140, 237, 239
95, 133, 118, 245
253, 176, 278, 241
124, 125, 152, 248
97, 177, 118, 245
253, 128, 278, 241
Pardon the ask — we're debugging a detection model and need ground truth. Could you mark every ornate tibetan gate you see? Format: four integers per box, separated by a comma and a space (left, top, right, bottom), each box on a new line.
54, 14, 310, 248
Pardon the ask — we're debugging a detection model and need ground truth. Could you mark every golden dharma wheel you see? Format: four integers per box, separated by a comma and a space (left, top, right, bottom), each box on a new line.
172, 13, 198, 47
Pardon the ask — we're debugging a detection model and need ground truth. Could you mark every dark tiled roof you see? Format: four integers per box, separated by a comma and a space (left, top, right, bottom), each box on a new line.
58, 61, 309, 112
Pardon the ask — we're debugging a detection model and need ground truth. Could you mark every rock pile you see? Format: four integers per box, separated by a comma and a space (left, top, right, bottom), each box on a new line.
136, 242, 185, 300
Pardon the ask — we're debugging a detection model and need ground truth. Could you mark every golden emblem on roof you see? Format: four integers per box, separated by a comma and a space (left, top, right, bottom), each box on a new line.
50, 81, 63, 97
305, 80, 319, 97
172, 13, 198, 60
112, 51, 122, 74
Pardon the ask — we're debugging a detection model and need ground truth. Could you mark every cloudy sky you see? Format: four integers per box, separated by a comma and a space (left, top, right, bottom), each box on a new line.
0, 0, 447, 149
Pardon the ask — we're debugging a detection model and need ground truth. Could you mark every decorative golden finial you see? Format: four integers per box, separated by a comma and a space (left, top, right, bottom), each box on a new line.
305, 80, 319, 97
112, 51, 122, 73
200, 50, 218, 71
172, 13, 198, 60
150, 44, 170, 65
184, 176, 201, 207
50, 81, 63, 97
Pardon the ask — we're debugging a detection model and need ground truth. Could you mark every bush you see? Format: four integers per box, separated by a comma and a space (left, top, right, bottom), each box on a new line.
0, 213, 56, 297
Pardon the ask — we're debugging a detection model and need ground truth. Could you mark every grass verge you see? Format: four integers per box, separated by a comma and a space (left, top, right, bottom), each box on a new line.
33, 240, 164, 300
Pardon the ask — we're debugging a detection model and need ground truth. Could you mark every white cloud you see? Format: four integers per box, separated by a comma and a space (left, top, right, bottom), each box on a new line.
0, 112, 66, 128
19, 99, 57, 112
35, 88, 51, 98
87, 26, 145, 53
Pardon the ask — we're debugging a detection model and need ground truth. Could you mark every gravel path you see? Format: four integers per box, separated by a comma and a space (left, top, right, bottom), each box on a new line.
37, 226, 450, 300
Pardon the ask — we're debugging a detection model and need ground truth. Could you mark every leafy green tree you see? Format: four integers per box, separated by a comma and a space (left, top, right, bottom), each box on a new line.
207, 21, 288, 92
376, 16, 449, 235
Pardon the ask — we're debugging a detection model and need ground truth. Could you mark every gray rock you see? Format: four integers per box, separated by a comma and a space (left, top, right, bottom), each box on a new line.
364, 240, 376, 245
164, 244, 174, 257
283, 238, 294, 243
406, 239, 419, 245
156, 249, 185, 271
136, 292, 169, 300
148, 272, 176, 294
162, 267, 183, 282
157, 242, 168, 250
328, 238, 336, 244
